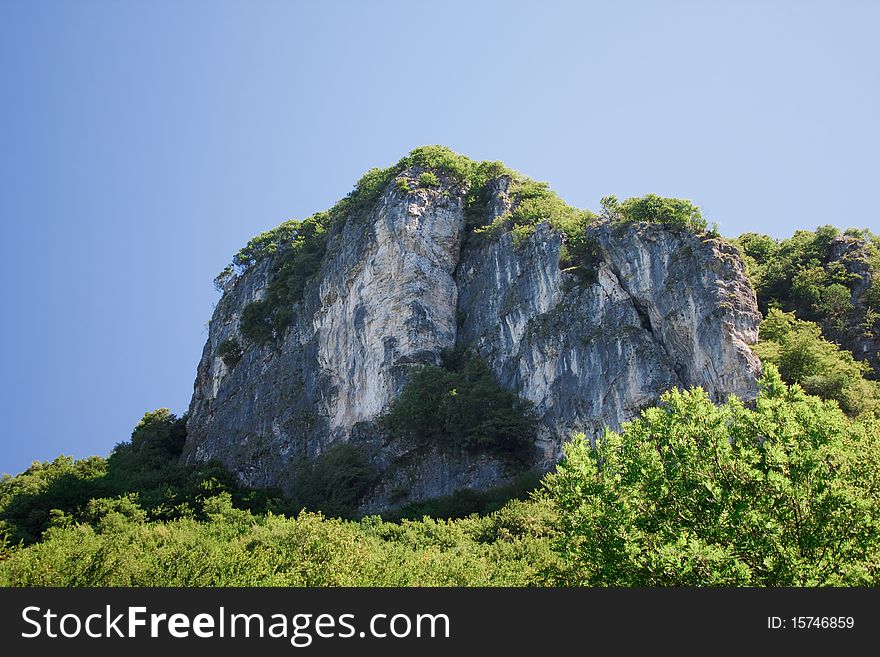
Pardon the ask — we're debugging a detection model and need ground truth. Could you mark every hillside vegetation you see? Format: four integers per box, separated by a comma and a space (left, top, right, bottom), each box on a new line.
3, 367, 879, 586
736, 226, 880, 377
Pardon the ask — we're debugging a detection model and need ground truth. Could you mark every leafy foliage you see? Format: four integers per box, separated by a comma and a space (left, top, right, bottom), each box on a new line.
472, 179, 599, 284
238, 212, 330, 344
601, 193, 710, 233
4, 374, 880, 586
417, 171, 440, 187
753, 309, 880, 417
735, 226, 880, 361
0, 456, 110, 547
382, 351, 537, 460
544, 367, 880, 586
291, 444, 375, 519
0, 410, 278, 545
0, 492, 559, 586
217, 338, 242, 368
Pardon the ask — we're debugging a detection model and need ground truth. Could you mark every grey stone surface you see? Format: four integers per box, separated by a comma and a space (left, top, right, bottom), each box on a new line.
183, 170, 763, 509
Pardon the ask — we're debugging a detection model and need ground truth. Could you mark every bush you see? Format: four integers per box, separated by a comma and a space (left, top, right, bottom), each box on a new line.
562, 233, 602, 284
753, 309, 880, 417
0, 410, 281, 544
418, 171, 440, 187
290, 444, 375, 518
0, 456, 110, 544
602, 193, 708, 233
735, 226, 879, 347
129, 409, 187, 457
544, 366, 880, 586
217, 338, 242, 367
382, 351, 537, 460
474, 179, 594, 244
0, 496, 559, 586
239, 299, 274, 344
238, 212, 330, 344
231, 219, 301, 271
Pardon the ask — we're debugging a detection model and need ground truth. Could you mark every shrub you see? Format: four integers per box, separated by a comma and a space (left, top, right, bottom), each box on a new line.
0, 410, 281, 544
231, 219, 301, 271
382, 351, 537, 460
0, 456, 110, 544
129, 409, 187, 457
217, 338, 242, 367
603, 193, 708, 233
239, 299, 274, 344
562, 233, 602, 284
0, 496, 559, 586
418, 171, 440, 187
290, 444, 375, 518
753, 308, 879, 417
735, 226, 879, 357
238, 212, 330, 344
474, 179, 594, 245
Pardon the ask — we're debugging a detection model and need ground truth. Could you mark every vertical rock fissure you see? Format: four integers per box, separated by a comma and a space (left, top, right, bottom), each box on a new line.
599, 253, 688, 389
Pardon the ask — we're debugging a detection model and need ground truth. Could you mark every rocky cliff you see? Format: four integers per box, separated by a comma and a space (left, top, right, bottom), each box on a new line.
183, 151, 762, 511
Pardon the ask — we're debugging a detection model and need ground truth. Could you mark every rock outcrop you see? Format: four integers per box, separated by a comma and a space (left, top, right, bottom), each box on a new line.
183, 162, 762, 510
824, 235, 880, 374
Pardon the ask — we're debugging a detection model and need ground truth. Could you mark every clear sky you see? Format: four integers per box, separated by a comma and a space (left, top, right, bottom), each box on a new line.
1, 0, 878, 476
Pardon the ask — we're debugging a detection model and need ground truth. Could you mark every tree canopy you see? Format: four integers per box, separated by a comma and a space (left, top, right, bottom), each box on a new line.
544, 366, 880, 586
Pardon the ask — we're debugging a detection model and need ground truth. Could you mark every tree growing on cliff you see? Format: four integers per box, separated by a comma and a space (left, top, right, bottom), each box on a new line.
753, 308, 880, 418
601, 194, 709, 233
382, 352, 537, 461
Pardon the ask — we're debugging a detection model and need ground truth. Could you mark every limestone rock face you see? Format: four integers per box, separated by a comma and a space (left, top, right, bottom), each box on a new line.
313, 180, 465, 436
457, 218, 761, 466
183, 169, 763, 509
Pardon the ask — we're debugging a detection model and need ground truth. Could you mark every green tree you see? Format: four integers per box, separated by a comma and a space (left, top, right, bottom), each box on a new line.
734, 226, 880, 376
129, 408, 187, 457
753, 309, 879, 417
382, 352, 537, 460
0, 409, 280, 544
603, 193, 708, 233
291, 444, 375, 518
544, 367, 880, 586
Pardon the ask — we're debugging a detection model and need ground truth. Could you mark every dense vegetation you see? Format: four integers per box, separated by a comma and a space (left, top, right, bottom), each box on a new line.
736, 226, 880, 375
753, 309, 880, 417
0, 410, 279, 546
217, 337, 242, 367
3, 369, 879, 586
381, 350, 537, 461
600, 193, 713, 234
546, 366, 880, 586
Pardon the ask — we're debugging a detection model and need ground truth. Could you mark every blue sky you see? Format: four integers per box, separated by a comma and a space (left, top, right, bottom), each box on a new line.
1, 0, 878, 475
